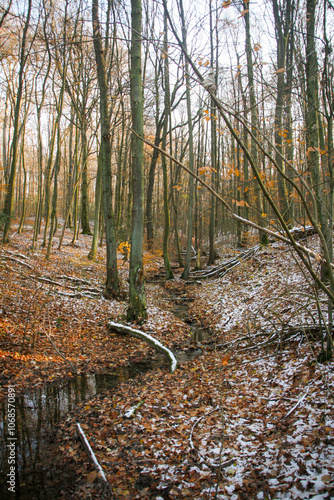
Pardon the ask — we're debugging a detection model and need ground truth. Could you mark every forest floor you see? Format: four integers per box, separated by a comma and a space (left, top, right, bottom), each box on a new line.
0, 223, 334, 499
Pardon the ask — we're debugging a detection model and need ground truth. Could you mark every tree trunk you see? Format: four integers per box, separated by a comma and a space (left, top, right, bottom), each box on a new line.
243, 0, 265, 243
88, 151, 102, 260
306, 0, 334, 360
2, 0, 32, 243
127, 0, 147, 321
161, 12, 173, 280
46, 130, 61, 260
18, 137, 27, 235
71, 120, 80, 245
305, 0, 332, 277
92, 0, 119, 298
80, 120, 92, 235
208, 0, 217, 265
272, 0, 292, 227
180, 0, 195, 280
145, 119, 163, 251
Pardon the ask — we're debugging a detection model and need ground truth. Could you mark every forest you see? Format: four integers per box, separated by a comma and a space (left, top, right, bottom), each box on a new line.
0, 0, 334, 498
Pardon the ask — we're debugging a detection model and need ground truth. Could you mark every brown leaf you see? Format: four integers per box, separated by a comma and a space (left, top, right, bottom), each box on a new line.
87, 470, 97, 483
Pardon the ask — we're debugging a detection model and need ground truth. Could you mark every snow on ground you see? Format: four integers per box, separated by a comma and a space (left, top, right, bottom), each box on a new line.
2, 227, 333, 498
52, 239, 334, 499
188, 240, 326, 338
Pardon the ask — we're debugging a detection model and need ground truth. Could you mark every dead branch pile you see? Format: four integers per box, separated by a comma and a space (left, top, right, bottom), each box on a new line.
189, 245, 260, 280
0, 249, 103, 298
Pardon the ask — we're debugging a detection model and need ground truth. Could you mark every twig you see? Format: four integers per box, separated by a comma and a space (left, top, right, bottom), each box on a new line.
1, 251, 33, 269
76, 422, 110, 489
281, 388, 309, 420
188, 406, 233, 470
189, 406, 220, 450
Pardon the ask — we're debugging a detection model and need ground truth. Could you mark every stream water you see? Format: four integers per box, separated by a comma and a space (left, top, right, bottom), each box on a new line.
0, 360, 167, 499
0, 296, 211, 499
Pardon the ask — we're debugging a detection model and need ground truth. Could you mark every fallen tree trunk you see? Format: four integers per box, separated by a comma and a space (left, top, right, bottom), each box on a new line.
189, 245, 260, 280
107, 321, 177, 373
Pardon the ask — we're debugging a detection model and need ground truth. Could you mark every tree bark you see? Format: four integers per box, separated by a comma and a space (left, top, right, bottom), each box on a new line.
272, 0, 292, 226
127, 0, 147, 321
92, 0, 119, 298
88, 151, 102, 260
179, 0, 195, 280
243, 0, 265, 243
2, 0, 32, 243
161, 11, 174, 280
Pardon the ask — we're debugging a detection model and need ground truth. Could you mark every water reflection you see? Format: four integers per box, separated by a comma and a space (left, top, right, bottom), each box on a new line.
172, 302, 212, 342
0, 362, 163, 499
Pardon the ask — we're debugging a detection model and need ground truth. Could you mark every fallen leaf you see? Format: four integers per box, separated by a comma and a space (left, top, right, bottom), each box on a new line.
87, 470, 97, 483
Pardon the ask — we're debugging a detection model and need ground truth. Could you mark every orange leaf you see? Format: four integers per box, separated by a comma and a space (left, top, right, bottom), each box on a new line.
198, 166, 212, 174
222, 355, 230, 366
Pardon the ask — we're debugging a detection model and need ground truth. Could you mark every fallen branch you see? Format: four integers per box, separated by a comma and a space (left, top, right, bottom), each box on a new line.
76, 423, 110, 487
189, 406, 220, 450
282, 388, 309, 421
55, 290, 101, 299
57, 274, 94, 286
189, 406, 235, 470
1, 247, 32, 261
190, 245, 260, 280
1, 250, 33, 269
108, 321, 177, 373
30, 275, 103, 298
224, 353, 278, 368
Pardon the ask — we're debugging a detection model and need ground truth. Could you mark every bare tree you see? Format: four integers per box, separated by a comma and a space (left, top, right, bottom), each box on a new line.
92, 0, 119, 298
2, 0, 32, 242
127, 0, 147, 321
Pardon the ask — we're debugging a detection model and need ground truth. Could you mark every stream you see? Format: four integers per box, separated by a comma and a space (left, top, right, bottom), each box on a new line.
0, 295, 211, 499
0, 361, 166, 499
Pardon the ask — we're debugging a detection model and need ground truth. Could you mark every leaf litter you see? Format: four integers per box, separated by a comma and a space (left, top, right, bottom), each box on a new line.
0, 224, 333, 499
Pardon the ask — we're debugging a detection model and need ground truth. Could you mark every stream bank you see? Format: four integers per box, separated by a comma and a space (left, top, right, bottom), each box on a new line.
0, 361, 164, 499
0, 278, 213, 499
